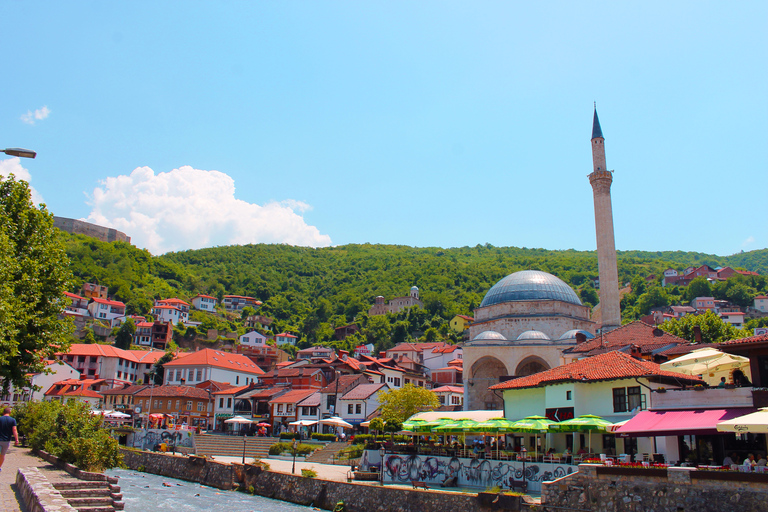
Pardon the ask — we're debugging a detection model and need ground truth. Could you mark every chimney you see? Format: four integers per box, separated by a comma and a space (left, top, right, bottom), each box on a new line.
693, 325, 702, 343
630, 344, 642, 358
379, 351, 387, 358
80, 374, 87, 380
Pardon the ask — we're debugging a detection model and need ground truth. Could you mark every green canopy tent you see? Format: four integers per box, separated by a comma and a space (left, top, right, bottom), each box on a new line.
435, 419, 480, 450
473, 418, 519, 459
548, 414, 613, 454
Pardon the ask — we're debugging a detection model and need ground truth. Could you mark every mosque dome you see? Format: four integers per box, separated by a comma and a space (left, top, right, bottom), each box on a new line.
558, 329, 596, 340
472, 330, 508, 342
516, 330, 551, 341
479, 270, 582, 308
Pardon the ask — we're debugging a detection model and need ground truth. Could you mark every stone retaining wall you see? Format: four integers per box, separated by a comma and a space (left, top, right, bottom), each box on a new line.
541, 464, 768, 512
16, 467, 78, 512
120, 449, 502, 512
36, 450, 118, 483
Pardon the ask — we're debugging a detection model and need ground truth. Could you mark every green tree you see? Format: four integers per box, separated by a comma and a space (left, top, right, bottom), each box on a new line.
635, 287, 670, 316
685, 277, 712, 302
152, 351, 175, 385
378, 383, 439, 423
114, 318, 136, 350
83, 328, 97, 345
659, 310, 750, 344
0, 176, 73, 392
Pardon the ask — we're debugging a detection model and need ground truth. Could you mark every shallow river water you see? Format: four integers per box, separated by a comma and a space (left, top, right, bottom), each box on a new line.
106, 468, 317, 512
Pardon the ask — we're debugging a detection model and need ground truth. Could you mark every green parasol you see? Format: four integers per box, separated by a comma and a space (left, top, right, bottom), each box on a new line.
473, 418, 519, 458
548, 415, 613, 453
508, 416, 555, 460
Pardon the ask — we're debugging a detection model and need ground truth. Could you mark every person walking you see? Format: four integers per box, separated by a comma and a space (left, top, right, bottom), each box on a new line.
0, 407, 20, 473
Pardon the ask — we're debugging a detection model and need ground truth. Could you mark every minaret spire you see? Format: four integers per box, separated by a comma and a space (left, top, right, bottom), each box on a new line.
588, 107, 621, 332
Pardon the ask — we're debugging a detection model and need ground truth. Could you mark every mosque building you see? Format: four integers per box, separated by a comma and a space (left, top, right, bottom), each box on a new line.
462, 108, 621, 411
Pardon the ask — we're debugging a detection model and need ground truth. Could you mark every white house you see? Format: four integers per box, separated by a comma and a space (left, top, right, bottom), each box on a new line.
240, 331, 267, 347
691, 297, 716, 311
163, 348, 264, 387
0, 361, 80, 407
87, 298, 126, 322
152, 298, 190, 325
339, 383, 388, 426
63, 292, 89, 318
192, 294, 218, 312
432, 385, 464, 408
720, 311, 745, 328
489, 351, 703, 462
754, 295, 768, 313
275, 332, 298, 346
56, 344, 167, 388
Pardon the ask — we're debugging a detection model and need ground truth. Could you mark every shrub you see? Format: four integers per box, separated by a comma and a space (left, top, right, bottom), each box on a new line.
268, 442, 315, 456
18, 400, 123, 472
311, 433, 336, 441
279, 432, 300, 440
301, 468, 317, 478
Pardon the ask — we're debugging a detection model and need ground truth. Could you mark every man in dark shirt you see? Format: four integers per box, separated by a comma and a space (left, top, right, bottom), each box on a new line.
0, 407, 20, 472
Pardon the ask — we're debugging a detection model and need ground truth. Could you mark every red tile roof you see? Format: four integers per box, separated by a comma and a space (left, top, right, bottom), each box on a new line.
340, 383, 387, 400
567, 321, 688, 355
297, 392, 321, 407
275, 332, 298, 338
212, 384, 252, 396
91, 297, 126, 307
156, 298, 189, 306
135, 385, 210, 399
319, 374, 369, 394
194, 294, 217, 300
44, 379, 107, 398
432, 385, 464, 394
456, 315, 474, 321
64, 292, 86, 300
489, 351, 703, 390
100, 385, 150, 395
755, 295, 768, 300
60, 344, 140, 362
720, 333, 768, 346
269, 388, 318, 404
164, 348, 264, 375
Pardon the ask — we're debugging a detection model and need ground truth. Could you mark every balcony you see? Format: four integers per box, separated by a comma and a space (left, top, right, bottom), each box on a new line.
651, 387, 754, 410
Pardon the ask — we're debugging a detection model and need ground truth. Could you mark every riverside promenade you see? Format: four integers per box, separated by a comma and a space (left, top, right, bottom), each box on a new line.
0, 447, 48, 512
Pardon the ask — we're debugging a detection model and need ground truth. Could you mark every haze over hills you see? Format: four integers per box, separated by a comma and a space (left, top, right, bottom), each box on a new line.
61, 231, 768, 350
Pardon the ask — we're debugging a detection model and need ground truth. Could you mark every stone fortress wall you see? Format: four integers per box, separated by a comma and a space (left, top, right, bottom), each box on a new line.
54, 216, 131, 244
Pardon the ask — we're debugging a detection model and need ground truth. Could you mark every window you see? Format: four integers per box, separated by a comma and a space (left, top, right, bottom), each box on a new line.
277, 404, 283, 414
176, 400, 180, 409
227, 398, 232, 408
394, 378, 401, 387
168, 400, 172, 409
186, 401, 192, 411
196, 369, 203, 381
348, 404, 354, 414
438, 395, 446, 405
566, 390, 572, 400
355, 404, 361, 414
236, 376, 239, 385
197, 402, 204, 411
287, 405, 293, 414
613, 386, 645, 413
154, 399, 159, 409
219, 398, 224, 408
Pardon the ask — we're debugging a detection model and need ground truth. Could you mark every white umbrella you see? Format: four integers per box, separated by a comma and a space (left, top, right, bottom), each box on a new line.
289, 420, 318, 426
319, 417, 354, 429
105, 411, 131, 419
224, 415, 254, 424
717, 409, 768, 434
660, 348, 749, 376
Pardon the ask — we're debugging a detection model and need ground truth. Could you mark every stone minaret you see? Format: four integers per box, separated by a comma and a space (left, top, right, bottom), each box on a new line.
588, 107, 621, 331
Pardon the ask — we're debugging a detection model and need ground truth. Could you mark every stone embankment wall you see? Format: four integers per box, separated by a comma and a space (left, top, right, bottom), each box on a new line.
120, 449, 503, 512
542, 464, 768, 512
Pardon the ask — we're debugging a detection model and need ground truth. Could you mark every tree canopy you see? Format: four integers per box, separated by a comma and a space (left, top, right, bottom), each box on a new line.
0, 176, 73, 391
659, 310, 750, 344
377, 383, 440, 423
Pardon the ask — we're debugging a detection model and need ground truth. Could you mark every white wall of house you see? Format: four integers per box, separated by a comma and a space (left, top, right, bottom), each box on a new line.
240, 331, 267, 346
340, 392, 384, 425
164, 365, 261, 387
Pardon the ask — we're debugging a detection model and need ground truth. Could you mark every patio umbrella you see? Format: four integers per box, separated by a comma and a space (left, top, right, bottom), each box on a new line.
402, 419, 429, 431
473, 418, 518, 458
716, 408, 768, 434
660, 348, 749, 376
435, 419, 480, 449
549, 415, 612, 453
319, 416, 354, 429
224, 415, 254, 424
105, 411, 131, 419
508, 416, 555, 460
289, 420, 318, 426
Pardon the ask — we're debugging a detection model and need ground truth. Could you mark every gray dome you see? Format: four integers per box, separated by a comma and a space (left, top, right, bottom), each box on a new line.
559, 329, 596, 340
480, 270, 582, 308
472, 330, 508, 341
516, 330, 551, 341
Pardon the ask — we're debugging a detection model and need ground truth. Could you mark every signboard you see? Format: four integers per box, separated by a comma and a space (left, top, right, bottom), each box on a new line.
545, 407, 574, 422
755, 328, 768, 336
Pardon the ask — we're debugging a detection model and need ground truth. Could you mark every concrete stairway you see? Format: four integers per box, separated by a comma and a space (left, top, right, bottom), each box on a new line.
53, 480, 124, 512
193, 433, 276, 459
304, 442, 350, 464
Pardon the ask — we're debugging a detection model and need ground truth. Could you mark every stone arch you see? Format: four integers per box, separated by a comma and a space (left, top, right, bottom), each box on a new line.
515, 355, 550, 377
469, 356, 510, 411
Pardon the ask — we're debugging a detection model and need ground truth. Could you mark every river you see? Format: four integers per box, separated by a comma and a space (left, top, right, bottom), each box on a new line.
106, 468, 317, 512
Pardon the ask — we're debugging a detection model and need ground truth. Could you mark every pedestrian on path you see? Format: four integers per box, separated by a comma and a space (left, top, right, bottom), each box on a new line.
0, 407, 20, 473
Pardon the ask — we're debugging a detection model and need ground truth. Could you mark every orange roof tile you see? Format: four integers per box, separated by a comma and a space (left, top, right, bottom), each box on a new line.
269, 388, 318, 404
489, 352, 703, 390
567, 320, 687, 355
163, 348, 264, 375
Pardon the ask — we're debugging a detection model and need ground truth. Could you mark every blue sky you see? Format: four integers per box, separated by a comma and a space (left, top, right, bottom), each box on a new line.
1, 2, 765, 256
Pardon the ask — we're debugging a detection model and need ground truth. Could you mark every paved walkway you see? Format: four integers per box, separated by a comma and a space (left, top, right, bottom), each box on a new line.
0, 447, 76, 512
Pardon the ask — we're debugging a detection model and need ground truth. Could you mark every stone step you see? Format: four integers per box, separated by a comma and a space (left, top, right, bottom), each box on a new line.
74, 507, 115, 512
58, 488, 112, 498
54, 481, 112, 490
67, 497, 114, 507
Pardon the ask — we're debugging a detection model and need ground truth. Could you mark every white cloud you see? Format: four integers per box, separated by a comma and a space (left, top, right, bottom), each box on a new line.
86, 165, 332, 254
20, 106, 51, 125
742, 236, 755, 247
0, 158, 44, 204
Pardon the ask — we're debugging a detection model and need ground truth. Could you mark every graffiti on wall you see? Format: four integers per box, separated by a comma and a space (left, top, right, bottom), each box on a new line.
382, 454, 575, 492
129, 429, 195, 450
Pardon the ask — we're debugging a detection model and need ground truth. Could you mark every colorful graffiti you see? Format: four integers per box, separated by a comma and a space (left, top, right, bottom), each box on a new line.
129, 429, 195, 451
381, 454, 575, 492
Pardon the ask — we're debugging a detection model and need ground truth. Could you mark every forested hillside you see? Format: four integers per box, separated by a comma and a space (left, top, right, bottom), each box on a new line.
61, 232, 768, 353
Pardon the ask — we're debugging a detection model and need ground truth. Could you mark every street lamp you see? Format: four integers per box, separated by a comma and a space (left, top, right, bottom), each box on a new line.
1, 148, 36, 159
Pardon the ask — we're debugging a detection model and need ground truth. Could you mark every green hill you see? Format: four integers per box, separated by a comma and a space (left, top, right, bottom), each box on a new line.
61, 232, 768, 352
